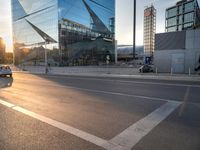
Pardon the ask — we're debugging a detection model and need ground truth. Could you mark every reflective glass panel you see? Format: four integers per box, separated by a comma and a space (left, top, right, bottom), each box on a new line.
184, 1, 194, 13
167, 7, 177, 18
58, 0, 115, 66
184, 12, 194, 23
12, 0, 59, 65
167, 26, 177, 32
167, 17, 177, 27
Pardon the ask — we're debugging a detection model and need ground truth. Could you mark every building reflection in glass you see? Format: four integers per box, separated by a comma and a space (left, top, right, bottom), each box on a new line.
11, 0, 115, 66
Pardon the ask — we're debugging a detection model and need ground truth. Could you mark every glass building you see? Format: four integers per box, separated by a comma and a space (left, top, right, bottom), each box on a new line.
11, 0, 115, 66
143, 5, 156, 59
166, 0, 200, 32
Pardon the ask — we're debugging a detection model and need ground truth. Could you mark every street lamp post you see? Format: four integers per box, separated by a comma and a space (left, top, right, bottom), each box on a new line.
45, 40, 48, 74
133, 0, 136, 60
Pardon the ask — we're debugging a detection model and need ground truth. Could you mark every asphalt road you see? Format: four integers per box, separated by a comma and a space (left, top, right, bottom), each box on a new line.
0, 73, 199, 150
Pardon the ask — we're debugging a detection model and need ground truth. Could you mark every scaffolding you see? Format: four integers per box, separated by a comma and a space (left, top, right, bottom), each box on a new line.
143, 5, 156, 59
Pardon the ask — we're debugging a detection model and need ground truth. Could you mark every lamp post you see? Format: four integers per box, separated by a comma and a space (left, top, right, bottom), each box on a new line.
44, 40, 48, 74
133, 0, 136, 60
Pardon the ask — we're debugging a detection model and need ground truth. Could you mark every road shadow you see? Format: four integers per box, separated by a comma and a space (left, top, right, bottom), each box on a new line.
0, 77, 13, 88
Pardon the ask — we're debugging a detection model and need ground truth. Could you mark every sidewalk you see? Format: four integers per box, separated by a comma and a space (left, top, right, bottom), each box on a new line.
12, 66, 200, 82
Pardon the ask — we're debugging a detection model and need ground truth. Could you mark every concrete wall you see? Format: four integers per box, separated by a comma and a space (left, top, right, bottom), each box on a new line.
155, 29, 200, 74
155, 31, 186, 50
20, 66, 140, 75
154, 49, 185, 73
155, 49, 199, 74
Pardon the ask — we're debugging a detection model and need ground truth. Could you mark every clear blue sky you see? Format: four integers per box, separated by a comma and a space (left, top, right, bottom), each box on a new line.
0, 0, 199, 51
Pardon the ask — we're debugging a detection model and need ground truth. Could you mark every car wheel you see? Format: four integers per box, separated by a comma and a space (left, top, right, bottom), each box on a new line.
10, 74, 12, 78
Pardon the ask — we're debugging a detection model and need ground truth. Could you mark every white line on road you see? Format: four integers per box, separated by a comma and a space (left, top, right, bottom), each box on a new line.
0, 99, 15, 107
65, 85, 178, 103
104, 101, 181, 150
66, 85, 182, 103
6, 80, 181, 103
179, 86, 191, 116
12, 106, 109, 147
0, 99, 181, 150
0, 99, 123, 150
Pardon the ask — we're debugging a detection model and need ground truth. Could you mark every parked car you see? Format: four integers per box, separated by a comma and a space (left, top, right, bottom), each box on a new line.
139, 65, 154, 73
0, 65, 12, 77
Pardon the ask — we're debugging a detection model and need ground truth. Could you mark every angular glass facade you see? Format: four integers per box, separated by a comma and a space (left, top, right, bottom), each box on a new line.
165, 0, 200, 32
11, 0, 115, 66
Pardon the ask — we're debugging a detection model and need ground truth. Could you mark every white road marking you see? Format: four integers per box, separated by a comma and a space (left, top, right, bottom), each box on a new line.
179, 86, 191, 116
0, 99, 181, 150
104, 101, 181, 150
5, 80, 181, 103
0, 99, 15, 107
64, 85, 178, 103
12, 106, 108, 147
0, 99, 123, 150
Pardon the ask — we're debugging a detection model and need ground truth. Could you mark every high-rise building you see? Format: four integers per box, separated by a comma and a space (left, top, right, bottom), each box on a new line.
11, 0, 115, 66
166, 0, 200, 32
143, 5, 156, 60
0, 37, 6, 64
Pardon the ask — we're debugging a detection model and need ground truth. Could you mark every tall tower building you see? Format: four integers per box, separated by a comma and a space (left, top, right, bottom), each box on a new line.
143, 5, 156, 60
166, 0, 200, 32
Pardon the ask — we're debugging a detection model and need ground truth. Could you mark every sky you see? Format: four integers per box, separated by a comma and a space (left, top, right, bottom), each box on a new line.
0, 0, 12, 52
0, 0, 199, 52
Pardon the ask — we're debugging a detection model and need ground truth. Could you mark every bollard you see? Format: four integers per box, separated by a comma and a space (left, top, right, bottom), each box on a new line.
189, 67, 191, 76
171, 68, 173, 76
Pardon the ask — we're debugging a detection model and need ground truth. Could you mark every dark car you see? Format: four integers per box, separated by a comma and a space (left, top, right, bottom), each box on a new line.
139, 65, 154, 73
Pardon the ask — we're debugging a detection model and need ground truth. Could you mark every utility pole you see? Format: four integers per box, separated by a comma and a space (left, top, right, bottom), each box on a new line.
133, 0, 136, 60
45, 40, 48, 74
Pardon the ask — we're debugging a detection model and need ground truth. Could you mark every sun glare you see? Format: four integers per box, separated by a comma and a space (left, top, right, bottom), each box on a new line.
3, 36, 13, 52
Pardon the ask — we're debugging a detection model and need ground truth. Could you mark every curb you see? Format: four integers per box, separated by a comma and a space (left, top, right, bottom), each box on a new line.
13, 71, 200, 82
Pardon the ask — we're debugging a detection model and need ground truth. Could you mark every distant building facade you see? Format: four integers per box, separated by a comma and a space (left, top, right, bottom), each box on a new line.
0, 37, 6, 64
154, 29, 200, 74
143, 5, 156, 60
11, 0, 115, 66
117, 46, 144, 63
166, 0, 200, 32
154, 0, 200, 74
